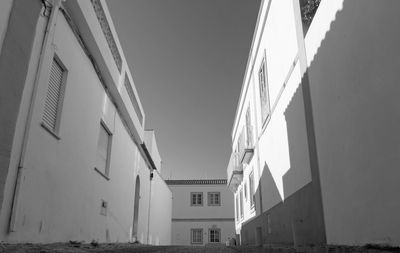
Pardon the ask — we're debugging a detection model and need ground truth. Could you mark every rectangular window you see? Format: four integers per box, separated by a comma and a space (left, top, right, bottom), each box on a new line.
259, 57, 270, 125
100, 200, 108, 216
191, 228, 203, 244
42, 56, 67, 136
208, 192, 221, 206
249, 171, 255, 208
235, 194, 239, 221
95, 122, 112, 178
209, 228, 221, 243
245, 106, 253, 147
191, 192, 203, 206
239, 189, 244, 219
244, 182, 248, 201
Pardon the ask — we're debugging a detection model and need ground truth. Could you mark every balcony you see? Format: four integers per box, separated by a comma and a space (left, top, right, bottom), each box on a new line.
227, 152, 243, 192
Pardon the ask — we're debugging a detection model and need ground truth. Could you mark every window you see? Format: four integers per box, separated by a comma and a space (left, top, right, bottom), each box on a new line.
245, 106, 253, 147
191, 192, 203, 206
235, 194, 239, 221
209, 228, 221, 243
244, 182, 248, 201
191, 229, 203, 244
239, 189, 244, 219
42, 56, 67, 136
100, 200, 107, 216
95, 122, 112, 178
259, 57, 270, 125
249, 171, 255, 208
208, 192, 221, 206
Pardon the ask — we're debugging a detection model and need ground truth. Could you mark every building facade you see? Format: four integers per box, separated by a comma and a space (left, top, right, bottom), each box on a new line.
166, 179, 235, 246
0, 0, 171, 244
227, 0, 400, 248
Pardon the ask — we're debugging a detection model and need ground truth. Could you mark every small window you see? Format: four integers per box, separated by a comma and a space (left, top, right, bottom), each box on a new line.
239, 189, 244, 219
100, 200, 107, 216
244, 182, 248, 201
245, 106, 253, 147
191, 228, 203, 244
259, 56, 271, 126
235, 194, 239, 221
42, 56, 67, 136
191, 192, 203, 206
95, 122, 112, 178
209, 228, 221, 243
249, 171, 255, 208
208, 192, 221, 206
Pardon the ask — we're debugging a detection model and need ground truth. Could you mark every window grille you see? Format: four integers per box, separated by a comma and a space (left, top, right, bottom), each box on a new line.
191, 229, 203, 244
208, 192, 221, 206
191, 192, 203, 206
209, 228, 221, 243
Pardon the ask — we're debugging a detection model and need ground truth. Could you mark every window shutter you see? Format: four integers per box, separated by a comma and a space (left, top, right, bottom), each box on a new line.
43, 58, 64, 131
96, 124, 110, 175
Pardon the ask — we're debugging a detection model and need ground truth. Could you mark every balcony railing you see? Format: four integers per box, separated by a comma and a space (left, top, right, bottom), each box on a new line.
227, 152, 243, 192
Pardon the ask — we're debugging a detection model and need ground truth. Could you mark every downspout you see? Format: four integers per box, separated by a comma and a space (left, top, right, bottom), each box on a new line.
9, 0, 63, 232
146, 169, 154, 244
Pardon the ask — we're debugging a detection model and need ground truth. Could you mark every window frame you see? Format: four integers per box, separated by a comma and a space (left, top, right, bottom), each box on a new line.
207, 192, 221, 206
41, 54, 68, 139
208, 228, 221, 243
191, 228, 203, 244
249, 171, 255, 209
239, 188, 244, 219
190, 192, 203, 206
94, 120, 112, 180
259, 52, 271, 128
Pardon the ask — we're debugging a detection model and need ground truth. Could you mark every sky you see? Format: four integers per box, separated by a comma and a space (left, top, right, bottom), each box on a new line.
106, 0, 261, 180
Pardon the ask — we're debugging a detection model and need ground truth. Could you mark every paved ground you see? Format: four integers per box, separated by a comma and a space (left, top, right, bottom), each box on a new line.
0, 243, 254, 253
0, 243, 399, 253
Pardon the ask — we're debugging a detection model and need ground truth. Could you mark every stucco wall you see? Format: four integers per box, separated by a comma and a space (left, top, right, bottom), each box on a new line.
171, 221, 235, 246
169, 183, 235, 246
148, 171, 172, 245
170, 184, 234, 219
0, 0, 43, 237
305, 0, 400, 246
0, 0, 14, 53
0, 9, 152, 243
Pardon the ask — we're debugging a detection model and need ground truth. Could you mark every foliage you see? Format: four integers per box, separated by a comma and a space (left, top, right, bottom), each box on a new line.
301, 0, 321, 25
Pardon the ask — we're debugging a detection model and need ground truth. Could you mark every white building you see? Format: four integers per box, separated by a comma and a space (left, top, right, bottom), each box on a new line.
166, 179, 235, 246
0, 0, 171, 244
227, 0, 400, 248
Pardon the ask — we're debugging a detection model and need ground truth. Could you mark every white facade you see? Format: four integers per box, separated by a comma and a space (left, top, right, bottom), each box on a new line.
0, 0, 171, 244
228, 0, 400, 247
166, 180, 235, 246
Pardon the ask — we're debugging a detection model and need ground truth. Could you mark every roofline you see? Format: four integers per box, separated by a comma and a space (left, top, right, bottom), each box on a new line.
231, 0, 267, 142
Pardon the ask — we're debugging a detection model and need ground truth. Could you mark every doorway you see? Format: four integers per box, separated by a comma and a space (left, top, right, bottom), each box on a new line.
132, 175, 140, 240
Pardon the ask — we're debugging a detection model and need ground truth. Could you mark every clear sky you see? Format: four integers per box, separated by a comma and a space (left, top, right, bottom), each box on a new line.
106, 0, 261, 180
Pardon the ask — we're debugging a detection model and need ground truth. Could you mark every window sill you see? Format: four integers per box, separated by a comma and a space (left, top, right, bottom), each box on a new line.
94, 167, 110, 181
41, 122, 61, 140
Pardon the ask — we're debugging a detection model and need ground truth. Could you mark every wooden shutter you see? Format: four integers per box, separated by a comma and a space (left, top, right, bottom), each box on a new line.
43, 58, 64, 131
96, 124, 110, 175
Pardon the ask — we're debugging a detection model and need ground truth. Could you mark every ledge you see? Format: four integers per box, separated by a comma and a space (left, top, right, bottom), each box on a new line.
94, 167, 110, 181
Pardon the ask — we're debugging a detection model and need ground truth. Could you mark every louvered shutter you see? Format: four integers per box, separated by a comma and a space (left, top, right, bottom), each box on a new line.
96, 124, 110, 175
43, 58, 64, 131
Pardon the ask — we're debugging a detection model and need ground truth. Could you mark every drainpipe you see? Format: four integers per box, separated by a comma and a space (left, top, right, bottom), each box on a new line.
9, 0, 63, 232
146, 169, 154, 244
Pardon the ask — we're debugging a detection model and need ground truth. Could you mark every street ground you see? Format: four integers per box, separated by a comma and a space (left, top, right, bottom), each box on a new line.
0, 242, 399, 253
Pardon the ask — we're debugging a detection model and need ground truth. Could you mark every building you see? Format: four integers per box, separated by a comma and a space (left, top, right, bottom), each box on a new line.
166, 179, 235, 246
0, 0, 171, 244
227, 0, 400, 248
